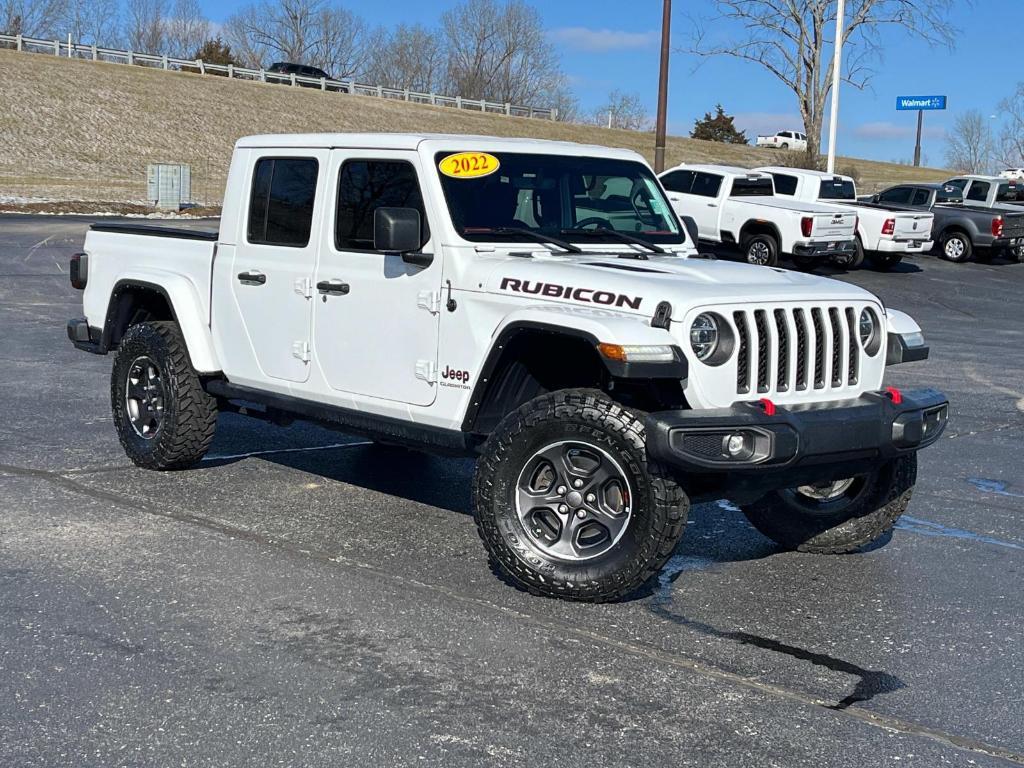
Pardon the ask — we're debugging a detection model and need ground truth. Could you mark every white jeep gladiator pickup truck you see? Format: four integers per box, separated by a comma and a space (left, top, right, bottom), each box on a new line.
659, 164, 858, 269
757, 167, 935, 271
67, 133, 948, 602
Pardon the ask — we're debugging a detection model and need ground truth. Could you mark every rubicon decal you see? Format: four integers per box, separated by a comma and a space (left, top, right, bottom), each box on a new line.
500, 278, 642, 310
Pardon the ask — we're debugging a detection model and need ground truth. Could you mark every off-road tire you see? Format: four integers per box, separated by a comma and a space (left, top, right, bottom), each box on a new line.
939, 231, 972, 263
739, 454, 917, 554
742, 233, 780, 267
111, 321, 217, 470
472, 389, 689, 602
866, 252, 903, 271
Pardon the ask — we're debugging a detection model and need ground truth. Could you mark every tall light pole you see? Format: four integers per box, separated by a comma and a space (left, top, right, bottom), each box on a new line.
654, 0, 672, 172
826, 0, 846, 173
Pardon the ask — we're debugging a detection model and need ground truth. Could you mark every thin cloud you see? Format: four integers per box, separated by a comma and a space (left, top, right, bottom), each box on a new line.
550, 27, 658, 53
854, 121, 946, 140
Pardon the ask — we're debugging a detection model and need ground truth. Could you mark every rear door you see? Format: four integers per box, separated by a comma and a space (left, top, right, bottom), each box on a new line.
228, 150, 327, 383
688, 172, 725, 239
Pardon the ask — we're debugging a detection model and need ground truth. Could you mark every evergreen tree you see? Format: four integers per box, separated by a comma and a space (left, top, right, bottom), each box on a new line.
691, 104, 748, 145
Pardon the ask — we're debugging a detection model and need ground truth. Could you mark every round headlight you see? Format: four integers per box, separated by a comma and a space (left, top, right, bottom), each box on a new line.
859, 309, 876, 349
690, 313, 719, 361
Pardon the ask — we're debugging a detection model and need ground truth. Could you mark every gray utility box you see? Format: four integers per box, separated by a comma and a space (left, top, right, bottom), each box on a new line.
147, 163, 191, 209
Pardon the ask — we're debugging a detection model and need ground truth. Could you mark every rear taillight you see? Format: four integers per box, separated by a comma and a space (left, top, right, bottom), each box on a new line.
801, 216, 813, 238
992, 217, 1004, 238
881, 218, 895, 235
69, 252, 88, 290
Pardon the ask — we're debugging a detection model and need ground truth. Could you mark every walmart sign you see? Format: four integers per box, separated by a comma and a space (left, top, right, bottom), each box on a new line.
896, 95, 947, 111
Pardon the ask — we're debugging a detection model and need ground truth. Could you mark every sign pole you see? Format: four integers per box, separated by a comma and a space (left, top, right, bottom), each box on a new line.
826, 0, 846, 174
913, 109, 923, 167
653, 0, 672, 173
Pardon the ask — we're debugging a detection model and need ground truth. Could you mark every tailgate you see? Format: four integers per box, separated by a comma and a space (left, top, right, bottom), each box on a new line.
811, 211, 856, 239
1004, 213, 1024, 240
892, 212, 933, 240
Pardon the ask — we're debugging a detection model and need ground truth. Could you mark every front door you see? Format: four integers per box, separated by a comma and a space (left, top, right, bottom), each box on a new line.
312, 151, 441, 407
230, 150, 327, 383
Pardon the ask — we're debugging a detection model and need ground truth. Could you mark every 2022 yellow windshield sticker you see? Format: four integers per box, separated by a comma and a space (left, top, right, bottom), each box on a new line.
438, 152, 500, 179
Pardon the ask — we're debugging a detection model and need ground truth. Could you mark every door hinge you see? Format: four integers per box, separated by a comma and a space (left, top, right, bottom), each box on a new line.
415, 360, 437, 383
291, 340, 310, 363
417, 290, 441, 315
294, 277, 313, 299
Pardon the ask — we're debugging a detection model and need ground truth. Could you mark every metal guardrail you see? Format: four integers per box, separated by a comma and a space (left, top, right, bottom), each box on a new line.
0, 32, 558, 120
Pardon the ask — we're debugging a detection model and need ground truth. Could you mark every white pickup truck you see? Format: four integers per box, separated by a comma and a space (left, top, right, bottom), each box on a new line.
756, 131, 808, 152
659, 164, 858, 268
757, 167, 934, 271
67, 133, 947, 602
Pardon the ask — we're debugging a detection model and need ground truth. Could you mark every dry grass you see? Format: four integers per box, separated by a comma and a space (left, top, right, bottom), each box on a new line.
0, 48, 951, 204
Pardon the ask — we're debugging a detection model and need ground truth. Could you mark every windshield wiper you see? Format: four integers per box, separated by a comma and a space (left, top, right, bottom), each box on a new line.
560, 228, 665, 256
464, 227, 582, 253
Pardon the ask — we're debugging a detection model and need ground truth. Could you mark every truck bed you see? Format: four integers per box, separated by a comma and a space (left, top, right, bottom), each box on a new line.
91, 223, 219, 240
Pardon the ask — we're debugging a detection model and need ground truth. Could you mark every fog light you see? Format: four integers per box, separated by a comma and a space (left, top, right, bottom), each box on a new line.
725, 433, 746, 456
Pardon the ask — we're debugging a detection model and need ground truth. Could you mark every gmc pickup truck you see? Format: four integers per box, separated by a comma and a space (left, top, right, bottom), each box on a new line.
870, 182, 1024, 263
67, 133, 947, 602
757, 167, 934, 271
659, 164, 857, 269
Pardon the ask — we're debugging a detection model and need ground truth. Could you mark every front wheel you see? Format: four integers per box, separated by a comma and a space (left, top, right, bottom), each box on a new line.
738, 454, 917, 553
111, 321, 218, 470
472, 389, 689, 602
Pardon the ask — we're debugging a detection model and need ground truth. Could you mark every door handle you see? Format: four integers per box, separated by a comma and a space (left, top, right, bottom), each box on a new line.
317, 279, 350, 296
707, 203, 718, 208
237, 270, 266, 285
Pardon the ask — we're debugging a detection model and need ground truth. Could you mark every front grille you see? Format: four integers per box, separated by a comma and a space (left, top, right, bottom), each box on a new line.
732, 304, 862, 398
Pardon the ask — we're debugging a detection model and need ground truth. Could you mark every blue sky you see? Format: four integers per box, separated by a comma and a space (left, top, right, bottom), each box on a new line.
200, 0, 1021, 166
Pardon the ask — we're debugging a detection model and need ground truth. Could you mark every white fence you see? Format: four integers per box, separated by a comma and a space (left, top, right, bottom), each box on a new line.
0, 32, 558, 121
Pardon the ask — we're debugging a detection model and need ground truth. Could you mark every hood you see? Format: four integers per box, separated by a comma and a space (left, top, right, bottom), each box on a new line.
480, 251, 878, 320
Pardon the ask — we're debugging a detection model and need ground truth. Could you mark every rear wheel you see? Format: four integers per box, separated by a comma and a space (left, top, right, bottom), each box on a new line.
832, 238, 866, 270
742, 233, 779, 267
866, 252, 903, 271
738, 454, 917, 553
111, 321, 218, 470
473, 389, 689, 602
939, 231, 972, 263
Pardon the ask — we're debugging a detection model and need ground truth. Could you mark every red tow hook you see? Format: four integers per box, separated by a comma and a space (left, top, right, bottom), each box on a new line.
885, 387, 903, 405
759, 398, 777, 416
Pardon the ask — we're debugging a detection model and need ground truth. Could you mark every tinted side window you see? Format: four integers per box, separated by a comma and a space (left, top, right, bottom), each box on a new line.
772, 174, 798, 196
946, 178, 968, 191
247, 158, 319, 247
661, 170, 694, 193
878, 187, 911, 204
690, 172, 723, 198
336, 160, 429, 251
966, 181, 989, 202
911, 189, 931, 206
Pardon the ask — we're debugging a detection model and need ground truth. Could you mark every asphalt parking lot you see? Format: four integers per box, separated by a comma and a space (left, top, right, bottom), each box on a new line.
2, 213, 1022, 767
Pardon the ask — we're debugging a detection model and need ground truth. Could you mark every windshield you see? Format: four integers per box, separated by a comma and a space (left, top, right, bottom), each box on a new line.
819, 178, 856, 200
435, 152, 684, 246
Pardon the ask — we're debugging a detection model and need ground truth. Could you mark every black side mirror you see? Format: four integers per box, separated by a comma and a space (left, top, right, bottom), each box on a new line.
374, 207, 432, 266
680, 215, 700, 245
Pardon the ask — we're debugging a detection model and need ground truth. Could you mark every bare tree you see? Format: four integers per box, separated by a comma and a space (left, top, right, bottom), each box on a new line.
998, 84, 1024, 167
591, 90, 648, 131
945, 110, 996, 174
365, 23, 443, 92
125, 0, 166, 53
64, 0, 120, 45
224, 0, 371, 78
686, 1, 958, 160
441, 0, 566, 105
166, 0, 208, 59
1, 0, 68, 37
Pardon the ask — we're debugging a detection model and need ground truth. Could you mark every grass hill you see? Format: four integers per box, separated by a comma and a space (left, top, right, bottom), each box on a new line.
0, 47, 951, 206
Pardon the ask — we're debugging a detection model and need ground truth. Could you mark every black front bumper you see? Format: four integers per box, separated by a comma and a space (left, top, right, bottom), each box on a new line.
67, 317, 105, 354
646, 388, 948, 474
